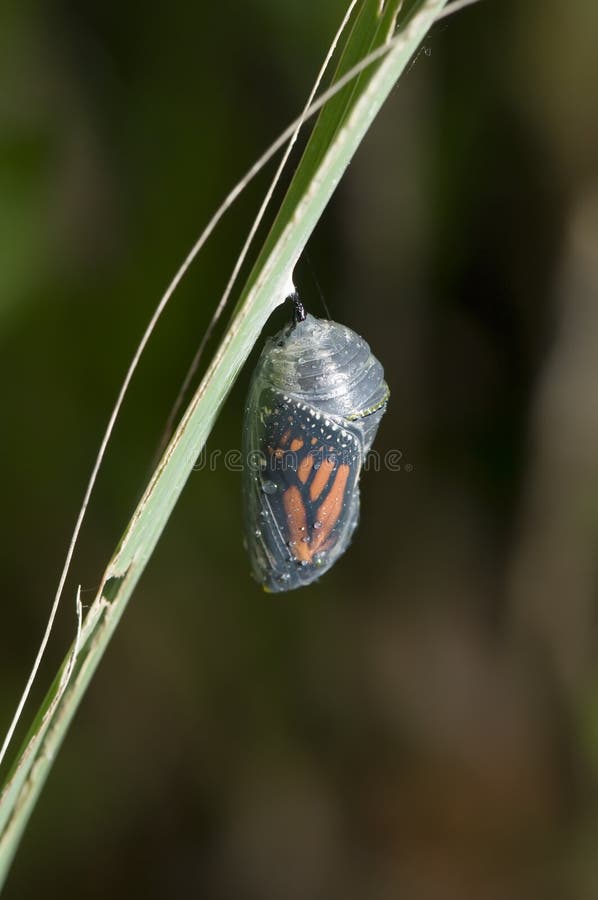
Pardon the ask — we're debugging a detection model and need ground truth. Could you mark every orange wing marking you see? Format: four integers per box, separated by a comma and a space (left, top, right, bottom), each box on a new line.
283, 486, 311, 562
270, 428, 294, 460
309, 457, 336, 502
311, 464, 350, 552
297, 454, 314, 484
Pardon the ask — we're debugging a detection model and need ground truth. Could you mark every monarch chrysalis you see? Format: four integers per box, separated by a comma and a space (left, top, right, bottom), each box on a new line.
242, 294, 389, 592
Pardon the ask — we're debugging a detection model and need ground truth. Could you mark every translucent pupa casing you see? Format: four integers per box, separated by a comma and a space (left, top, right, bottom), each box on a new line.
242, 313, 389, 592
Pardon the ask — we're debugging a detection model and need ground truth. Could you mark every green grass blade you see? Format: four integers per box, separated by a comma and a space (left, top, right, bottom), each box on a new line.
0, 0, 447, 888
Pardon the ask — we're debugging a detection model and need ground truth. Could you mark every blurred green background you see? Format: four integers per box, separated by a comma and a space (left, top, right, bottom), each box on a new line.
2, 0, 598, 897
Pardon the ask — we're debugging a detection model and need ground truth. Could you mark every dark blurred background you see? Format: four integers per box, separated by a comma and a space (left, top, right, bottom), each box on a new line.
2, 0, 598, 897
